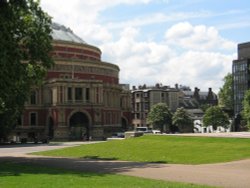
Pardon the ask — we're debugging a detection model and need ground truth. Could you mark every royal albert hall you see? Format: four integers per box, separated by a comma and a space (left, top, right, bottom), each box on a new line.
13, 23, 131, 141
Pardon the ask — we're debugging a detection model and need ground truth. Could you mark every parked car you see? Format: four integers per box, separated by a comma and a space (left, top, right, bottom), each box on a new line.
9, 133, 49, 144
111, 132, 125, 138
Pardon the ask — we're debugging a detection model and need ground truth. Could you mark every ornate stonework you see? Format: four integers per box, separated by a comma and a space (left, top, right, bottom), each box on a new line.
11, 23, 131, 142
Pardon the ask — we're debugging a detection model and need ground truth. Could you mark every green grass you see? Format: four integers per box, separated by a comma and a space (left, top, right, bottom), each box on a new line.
34, 135, 250, 164
0, 162, 213, 188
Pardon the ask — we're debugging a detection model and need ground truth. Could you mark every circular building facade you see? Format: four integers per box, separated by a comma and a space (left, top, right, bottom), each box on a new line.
15, 23, 131, 141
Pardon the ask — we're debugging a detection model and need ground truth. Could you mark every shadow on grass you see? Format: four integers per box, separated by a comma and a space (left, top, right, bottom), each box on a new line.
0, 161, 105, 178
0, 156, 166, 177
81, 155, 119, 161
80, 156, 168, 164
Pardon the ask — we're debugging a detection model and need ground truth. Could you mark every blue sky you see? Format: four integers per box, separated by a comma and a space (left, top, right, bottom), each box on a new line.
41, 0, 250, 93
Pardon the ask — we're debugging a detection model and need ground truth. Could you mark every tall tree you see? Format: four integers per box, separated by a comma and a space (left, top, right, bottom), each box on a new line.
242, 90, 250, 129
172, 107, 193, 133
147, 103, 172, 132
218, 73, 233, 114
203, 106, 230, 130
0, 0, 53, 140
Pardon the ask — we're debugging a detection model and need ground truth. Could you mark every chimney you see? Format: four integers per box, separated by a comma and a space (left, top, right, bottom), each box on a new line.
175, 83, 179, 89
194, 87, 200, 100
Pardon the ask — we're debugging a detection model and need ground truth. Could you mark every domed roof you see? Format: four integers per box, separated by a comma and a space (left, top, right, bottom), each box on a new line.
51, 22, 86, 44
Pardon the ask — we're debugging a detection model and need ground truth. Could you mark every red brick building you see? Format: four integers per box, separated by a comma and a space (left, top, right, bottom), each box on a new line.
12, 23, 131, 141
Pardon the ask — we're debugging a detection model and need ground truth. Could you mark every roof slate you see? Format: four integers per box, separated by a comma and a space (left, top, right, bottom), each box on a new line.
51, 22, 86, 44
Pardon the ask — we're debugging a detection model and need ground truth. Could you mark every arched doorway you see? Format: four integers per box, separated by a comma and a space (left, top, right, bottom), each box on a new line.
69, 112, 89, 140
48, 117, 54, 139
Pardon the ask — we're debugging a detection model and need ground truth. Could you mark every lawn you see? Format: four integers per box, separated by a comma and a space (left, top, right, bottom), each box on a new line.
0, 162, 213, 188
34, 135, 250, 164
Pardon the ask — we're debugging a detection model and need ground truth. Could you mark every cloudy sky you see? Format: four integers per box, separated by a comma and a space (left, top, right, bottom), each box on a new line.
40, 0, 250, 93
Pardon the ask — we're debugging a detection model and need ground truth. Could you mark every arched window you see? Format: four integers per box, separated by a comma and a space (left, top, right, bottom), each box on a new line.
86, 88, 90, 101
44, 89, 52, 104
17, 116, 23, 126
30, 112, 37, 126
75, 87, 83, 101
30, 91, 37, 105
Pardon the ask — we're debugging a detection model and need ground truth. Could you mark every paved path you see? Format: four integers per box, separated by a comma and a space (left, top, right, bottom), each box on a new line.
0, 141, 100, 157
1, 134, 250, 188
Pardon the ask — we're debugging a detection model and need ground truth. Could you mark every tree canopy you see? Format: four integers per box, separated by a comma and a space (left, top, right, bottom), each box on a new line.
203, 106, 229, 130
147, 103, 172, 132
172, 107, 193, 133
0, 0, 53, 140
242, 90, 250, 129
218, 73, 233, 113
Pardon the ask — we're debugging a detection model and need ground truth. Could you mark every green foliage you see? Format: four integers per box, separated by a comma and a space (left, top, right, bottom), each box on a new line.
199, 104, 212, 112
35, 135, 250, 164
239, 119, 249, 131
203, 106, 229, 130
172, 107, 193, 133
218, 73, 233, 112
147, 103, 172, 132
242, 90, 250, 129
0, 0, 53, 139
0, 163, 212, 188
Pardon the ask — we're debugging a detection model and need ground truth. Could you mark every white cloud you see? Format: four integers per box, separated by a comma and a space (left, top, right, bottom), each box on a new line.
161, 51, 236, 92
100, 27, 175, 85
41, 0, 110, 43
107, 11, 212, 29
73, 23, 113, 44
165, 22, 236, 52
40, 1, 238, 92
100, 23, 236, 92
41, 0, 153, 44
41, 0, 153, 23
106, 9, 245, 30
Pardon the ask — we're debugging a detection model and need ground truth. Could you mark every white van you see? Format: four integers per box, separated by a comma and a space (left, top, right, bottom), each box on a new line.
135, 127, 153, 133
152, 130, 161, 134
